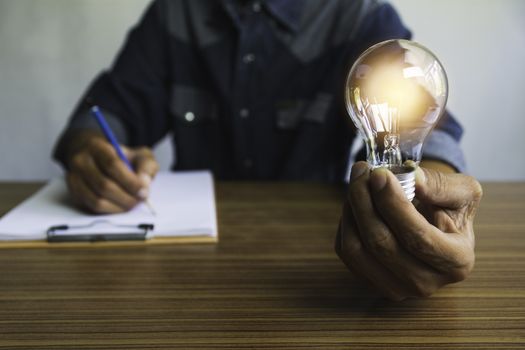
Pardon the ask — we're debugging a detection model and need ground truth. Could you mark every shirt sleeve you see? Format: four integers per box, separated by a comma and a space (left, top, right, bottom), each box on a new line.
421, 111, 466, 172
53, 0, 170, 165
349, 2, 466, 173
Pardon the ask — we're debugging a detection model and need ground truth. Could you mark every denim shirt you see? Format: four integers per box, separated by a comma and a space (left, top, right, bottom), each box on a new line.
54, 0, 465, 182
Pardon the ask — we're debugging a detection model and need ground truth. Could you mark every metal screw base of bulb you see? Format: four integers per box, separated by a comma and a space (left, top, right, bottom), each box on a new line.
389, 165, 416, 202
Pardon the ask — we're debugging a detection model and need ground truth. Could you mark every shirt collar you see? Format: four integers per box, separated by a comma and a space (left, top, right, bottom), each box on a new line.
264, 0, 303, 33
220, 0, 303, 33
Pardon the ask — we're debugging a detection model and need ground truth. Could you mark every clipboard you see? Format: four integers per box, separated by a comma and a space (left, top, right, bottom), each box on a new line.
46, 220, 154, 242
0, 171, 218, 249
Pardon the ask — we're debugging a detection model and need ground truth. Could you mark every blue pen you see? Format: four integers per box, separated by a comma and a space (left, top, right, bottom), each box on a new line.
91, 106, 133, 170
91, 105, 156, 215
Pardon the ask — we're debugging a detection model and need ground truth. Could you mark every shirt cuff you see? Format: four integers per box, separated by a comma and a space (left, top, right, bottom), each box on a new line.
52, 108, 129, 168
422, 129, 466, 173
67, 108, 129, 145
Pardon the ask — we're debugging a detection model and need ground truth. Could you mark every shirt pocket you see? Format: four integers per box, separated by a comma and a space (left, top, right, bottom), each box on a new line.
275, 93, 333, 130
170, 85, 218, 126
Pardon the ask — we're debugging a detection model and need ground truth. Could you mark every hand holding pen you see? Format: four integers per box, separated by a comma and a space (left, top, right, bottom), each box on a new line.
63, 106, 159, 214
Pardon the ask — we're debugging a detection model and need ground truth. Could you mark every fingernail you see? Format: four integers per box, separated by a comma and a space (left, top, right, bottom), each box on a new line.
350, 162, 369, 181
139, 173, 152, 186
370, 168, 388, 192
137, 187, 149, 199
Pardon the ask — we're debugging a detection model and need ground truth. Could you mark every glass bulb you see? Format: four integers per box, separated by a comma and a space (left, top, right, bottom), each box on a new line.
345, 39, 448, 201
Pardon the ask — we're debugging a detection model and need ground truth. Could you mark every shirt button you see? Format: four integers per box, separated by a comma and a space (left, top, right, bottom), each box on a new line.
242, 53, 256, 64
252, 2, 261, 12
240, 108, 250, 119
243, 158, 253, 168
184, 111, 195, 122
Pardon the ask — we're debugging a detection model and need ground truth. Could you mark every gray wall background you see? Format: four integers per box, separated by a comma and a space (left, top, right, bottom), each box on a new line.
1, 0, 524, 181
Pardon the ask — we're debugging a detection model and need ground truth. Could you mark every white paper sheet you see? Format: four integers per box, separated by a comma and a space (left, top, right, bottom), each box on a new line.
0, 171, 217, 241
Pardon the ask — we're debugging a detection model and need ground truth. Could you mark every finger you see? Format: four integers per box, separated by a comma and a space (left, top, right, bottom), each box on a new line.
348, 166, 450, 296
338, 202, 411, 301
416, 167, 483, 209
90, 139, 144, 197
78, 156, 139, 211
369, 167, 474, 271
66, 172, 124, 214
126, 146, 159, 189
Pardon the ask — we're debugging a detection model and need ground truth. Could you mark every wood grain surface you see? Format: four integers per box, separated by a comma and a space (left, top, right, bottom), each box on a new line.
0, 182, 524, 349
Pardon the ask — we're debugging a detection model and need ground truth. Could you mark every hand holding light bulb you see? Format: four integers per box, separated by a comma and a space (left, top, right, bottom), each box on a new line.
336, 40, 483, 300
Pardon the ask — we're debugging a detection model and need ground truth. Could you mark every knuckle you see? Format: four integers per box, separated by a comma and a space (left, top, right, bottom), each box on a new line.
123, 198, 139, 211
97, 179, 113, 195
448, 269, 468, 283
469, 177, 483, 202
365, 231, 391, 255
448, 262, 474, 283
130, 183, 143, 194
124, 178, 143, 194
70, 153, 86, 170
88, 137, 107, 151
85, 137, 98, 148
408, 276, 436, 298
414, 285, 434, 298
89, 198, 106, 213
92, 136, 108, 146
137, 146, 152, 155
105, 158, 121, 175
443, 248, 475, 284
453, 247, 475, 280
397, 268, 435, 298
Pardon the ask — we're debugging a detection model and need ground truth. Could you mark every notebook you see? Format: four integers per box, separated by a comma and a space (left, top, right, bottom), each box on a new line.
0, 171, 218, 245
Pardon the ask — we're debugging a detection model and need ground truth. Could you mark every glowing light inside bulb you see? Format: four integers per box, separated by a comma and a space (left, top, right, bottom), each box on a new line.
354, 62, 430, 136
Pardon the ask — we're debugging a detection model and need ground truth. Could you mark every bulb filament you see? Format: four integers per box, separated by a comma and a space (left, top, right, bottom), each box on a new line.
382, 133, 402, 167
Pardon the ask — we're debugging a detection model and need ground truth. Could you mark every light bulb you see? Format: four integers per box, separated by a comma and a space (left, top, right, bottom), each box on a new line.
345, 39, 448, 201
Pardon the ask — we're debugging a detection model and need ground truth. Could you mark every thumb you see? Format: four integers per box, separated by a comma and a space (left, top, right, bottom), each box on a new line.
415, 166, 483, 209
126, 147, 159, 187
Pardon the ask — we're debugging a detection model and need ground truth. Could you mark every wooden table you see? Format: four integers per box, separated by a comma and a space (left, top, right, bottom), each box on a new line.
0, 182, 524, 349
